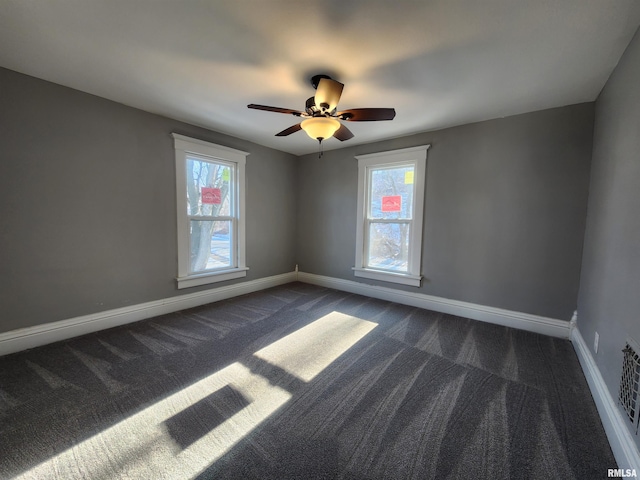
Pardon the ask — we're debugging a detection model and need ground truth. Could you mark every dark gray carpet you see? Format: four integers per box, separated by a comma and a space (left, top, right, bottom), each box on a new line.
0, 283, 615, 479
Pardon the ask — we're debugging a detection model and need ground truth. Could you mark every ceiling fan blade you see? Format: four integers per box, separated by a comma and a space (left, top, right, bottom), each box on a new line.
248, 104, 304, 116
336, 108, 396, 121
333, 124, 354, 141
314, 78, 344, 113
275, 123, 302, 136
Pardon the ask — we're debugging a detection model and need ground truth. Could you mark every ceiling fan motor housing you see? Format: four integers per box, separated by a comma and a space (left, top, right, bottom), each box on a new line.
305, 96, 317, 115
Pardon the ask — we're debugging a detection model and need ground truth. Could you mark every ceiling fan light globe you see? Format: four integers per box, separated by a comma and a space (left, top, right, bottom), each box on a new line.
301, 117, 340, 141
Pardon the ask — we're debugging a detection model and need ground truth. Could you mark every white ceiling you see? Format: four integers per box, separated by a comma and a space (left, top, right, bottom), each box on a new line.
1, 1, 639, 156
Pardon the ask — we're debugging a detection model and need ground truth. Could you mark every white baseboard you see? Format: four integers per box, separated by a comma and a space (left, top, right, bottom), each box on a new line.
297, 272, 571, 338
571, 327, 640, 470
0, 271, 297, 357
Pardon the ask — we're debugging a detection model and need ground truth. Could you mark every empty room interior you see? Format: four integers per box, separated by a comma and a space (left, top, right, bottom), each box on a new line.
1, 1, 640, 479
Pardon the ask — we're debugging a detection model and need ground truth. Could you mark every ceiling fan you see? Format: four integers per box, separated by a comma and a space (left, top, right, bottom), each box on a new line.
248, 74, 396, 150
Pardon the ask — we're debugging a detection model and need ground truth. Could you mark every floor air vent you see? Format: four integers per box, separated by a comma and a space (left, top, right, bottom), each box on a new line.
619, 338, 640, 433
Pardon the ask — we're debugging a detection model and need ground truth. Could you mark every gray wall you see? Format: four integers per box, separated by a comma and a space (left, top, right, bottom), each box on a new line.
297, 104, 595, 320
0, 65, 599, 336
0, 67, 297, 333
578, 27, 640, 448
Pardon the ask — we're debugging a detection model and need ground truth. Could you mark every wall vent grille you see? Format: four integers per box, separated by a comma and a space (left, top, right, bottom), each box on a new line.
619, 339, 640, 433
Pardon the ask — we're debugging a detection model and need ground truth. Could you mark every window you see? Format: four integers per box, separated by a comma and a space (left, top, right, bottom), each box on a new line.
172, 134, 249, 289
354, 145, 429, 287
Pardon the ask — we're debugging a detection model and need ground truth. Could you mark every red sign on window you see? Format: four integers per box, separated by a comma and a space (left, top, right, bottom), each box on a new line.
201, 187, 222, 204
381, 195, 402, 212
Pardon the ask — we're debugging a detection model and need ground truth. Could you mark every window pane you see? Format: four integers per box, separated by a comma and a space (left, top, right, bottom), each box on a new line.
369, 165, 414, 220
186, 157, 232, 216
190, 220, 232, 272
367, 222, 410, 272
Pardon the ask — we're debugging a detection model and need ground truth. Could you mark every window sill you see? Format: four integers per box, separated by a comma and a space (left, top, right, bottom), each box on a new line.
353, 268, 422, 287
177, 267, 249, 289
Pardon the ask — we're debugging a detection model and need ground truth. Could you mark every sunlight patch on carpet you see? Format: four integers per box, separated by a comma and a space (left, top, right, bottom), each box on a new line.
254, 311, 378, 382
16, 311, 376, 479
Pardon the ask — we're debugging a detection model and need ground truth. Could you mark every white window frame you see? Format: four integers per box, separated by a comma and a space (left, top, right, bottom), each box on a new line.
172, 133, 249, 289
354, 145, 429, 287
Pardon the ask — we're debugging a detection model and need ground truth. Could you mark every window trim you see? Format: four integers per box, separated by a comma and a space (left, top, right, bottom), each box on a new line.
354, 145, 429, 287
172, 133, 249, 289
